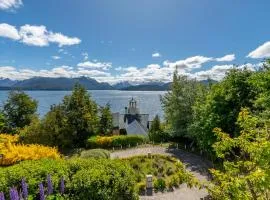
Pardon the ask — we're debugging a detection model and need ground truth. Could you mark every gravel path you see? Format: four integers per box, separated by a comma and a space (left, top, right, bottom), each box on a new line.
111, 146, 211, 200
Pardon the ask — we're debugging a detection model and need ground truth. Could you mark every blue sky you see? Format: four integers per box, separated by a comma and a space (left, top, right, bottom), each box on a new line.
0, 0, 270, 84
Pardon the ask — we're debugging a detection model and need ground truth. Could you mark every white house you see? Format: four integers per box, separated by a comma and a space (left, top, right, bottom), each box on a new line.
112, 98, 150, 135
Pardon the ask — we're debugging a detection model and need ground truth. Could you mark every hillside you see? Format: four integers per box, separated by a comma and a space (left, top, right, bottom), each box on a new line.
10, 77, 114, 90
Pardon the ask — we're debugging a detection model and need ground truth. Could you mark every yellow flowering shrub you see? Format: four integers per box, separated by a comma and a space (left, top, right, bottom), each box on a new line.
96, 136, 113, 147
0, 134, 60, 166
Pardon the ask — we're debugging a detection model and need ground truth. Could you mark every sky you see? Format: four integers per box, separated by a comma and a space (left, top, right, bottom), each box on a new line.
0, 0, 270, 84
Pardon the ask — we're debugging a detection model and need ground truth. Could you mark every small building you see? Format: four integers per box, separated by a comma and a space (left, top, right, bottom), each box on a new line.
112, 98, 150, 136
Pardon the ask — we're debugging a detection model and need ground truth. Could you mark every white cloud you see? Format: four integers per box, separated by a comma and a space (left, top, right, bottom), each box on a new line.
19, 25, 49, 46
248, 41, 270, 59
0, 0, 22, 11
0, 23, 20, 40
82, 52, 88, 61
52, 56, 61, 60
0, 65, 111, 80
163, 55, 213, 70
152, 52, 161, 58
0, 23, 81, 47
48, 32, 81, 47
77, 61, 112, 70
216, 54, 235, 62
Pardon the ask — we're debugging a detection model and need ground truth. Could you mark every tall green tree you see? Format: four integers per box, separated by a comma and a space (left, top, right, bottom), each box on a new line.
148, 115, 167, 142
22, 84, 99, 148
0, 112, 6, 132
161, 70, 206, 138
62, 84, 98, 147
189, 68, 257, 153
3, 90, 37, 130
98, 104, 113, 135
209, 109, 270, 199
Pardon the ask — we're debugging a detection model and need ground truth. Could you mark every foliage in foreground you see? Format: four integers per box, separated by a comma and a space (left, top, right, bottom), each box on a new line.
122, 155, 200, 193
0, 158, 138, 200
0, 134, 60, 166
208, 109, 270, 199
87, 135, 147, 149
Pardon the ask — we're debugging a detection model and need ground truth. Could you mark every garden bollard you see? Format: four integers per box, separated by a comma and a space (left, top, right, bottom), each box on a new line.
121, 145, 122, 149
128, 144, 130, 148
177, 143, 179, 149
146, 175, 153, 189
185, 145, 186, 149
148, 152, 151, 158
113, 147, 114, 151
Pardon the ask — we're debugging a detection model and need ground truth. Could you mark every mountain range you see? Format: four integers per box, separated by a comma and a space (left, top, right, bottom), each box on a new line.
0, 77, 216, 91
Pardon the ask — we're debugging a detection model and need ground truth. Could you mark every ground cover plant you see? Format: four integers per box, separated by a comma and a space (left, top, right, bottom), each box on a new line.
121, 154, 200, 193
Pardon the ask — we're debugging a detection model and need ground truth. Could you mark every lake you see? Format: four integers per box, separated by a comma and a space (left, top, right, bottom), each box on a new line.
0, 90, 167, 120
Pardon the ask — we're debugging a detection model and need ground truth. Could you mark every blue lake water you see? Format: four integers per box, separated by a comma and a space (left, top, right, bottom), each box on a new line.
0, 90, 167, 120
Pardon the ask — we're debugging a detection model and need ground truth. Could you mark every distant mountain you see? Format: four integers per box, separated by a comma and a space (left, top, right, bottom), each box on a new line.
10, 77, 114, 90
121, 83, 171, 91
0, 78, 17, 87
121, 79, 218, 91
113, 81, 132, 89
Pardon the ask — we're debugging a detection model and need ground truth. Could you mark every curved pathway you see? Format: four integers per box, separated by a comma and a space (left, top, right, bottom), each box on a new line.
111, 146, 211, 200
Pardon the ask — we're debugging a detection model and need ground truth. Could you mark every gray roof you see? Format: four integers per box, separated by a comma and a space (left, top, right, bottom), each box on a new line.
126, 120, 148, 136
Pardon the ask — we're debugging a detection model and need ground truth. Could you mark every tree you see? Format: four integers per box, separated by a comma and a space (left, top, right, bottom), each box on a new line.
63, 84, 98, 147
161, 70, 206, 139
98, 104, 113, 135
189, 68, 257, 154
3, 90, 37, 130
148, 115, 167, 142
0, 113, 5, 132
22, 84, 99, 148
209, 109, 270, 199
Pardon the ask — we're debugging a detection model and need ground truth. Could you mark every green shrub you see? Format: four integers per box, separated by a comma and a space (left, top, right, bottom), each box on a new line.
0, 158, 138, 200
79, 149, 110, 159
154, 178, 166, 192
68, 159, 138, 200
0, 159, 68, 195
135, 182, 146, 194
86, 135, 147, 149
167, 175, 179, 189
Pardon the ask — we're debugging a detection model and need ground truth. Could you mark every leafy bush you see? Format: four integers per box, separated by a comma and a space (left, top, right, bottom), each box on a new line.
0, 159, 68, 196
69, 159, 137, 200
79, 149, 110, 159
0, 158, 138, 200
87, 135, 147, 149
154, 178, 166, 192
135, 182, 146, 194
0, 134, 60, 166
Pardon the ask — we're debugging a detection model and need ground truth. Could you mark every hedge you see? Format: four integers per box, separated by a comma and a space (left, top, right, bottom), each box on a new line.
79, 149, 110, 159
0, 158, 138, 200
87, 135, 147, 149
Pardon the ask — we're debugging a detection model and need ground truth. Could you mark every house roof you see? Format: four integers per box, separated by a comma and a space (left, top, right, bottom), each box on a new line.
125, 119, 148, 136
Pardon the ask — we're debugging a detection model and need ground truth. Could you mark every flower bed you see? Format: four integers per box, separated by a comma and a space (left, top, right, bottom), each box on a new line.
122, 154, 200, 193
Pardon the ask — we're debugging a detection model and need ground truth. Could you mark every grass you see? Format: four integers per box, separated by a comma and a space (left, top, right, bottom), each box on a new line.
121, 154, 200, 193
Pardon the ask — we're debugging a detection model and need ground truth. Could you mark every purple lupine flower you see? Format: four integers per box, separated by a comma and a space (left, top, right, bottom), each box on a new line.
21, 178, 28, 199
39, 183, 45, 200
0, 192, 5, 200
60, 177, 65, 195
47, 174, 53, 195
9, 188, 19, 200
